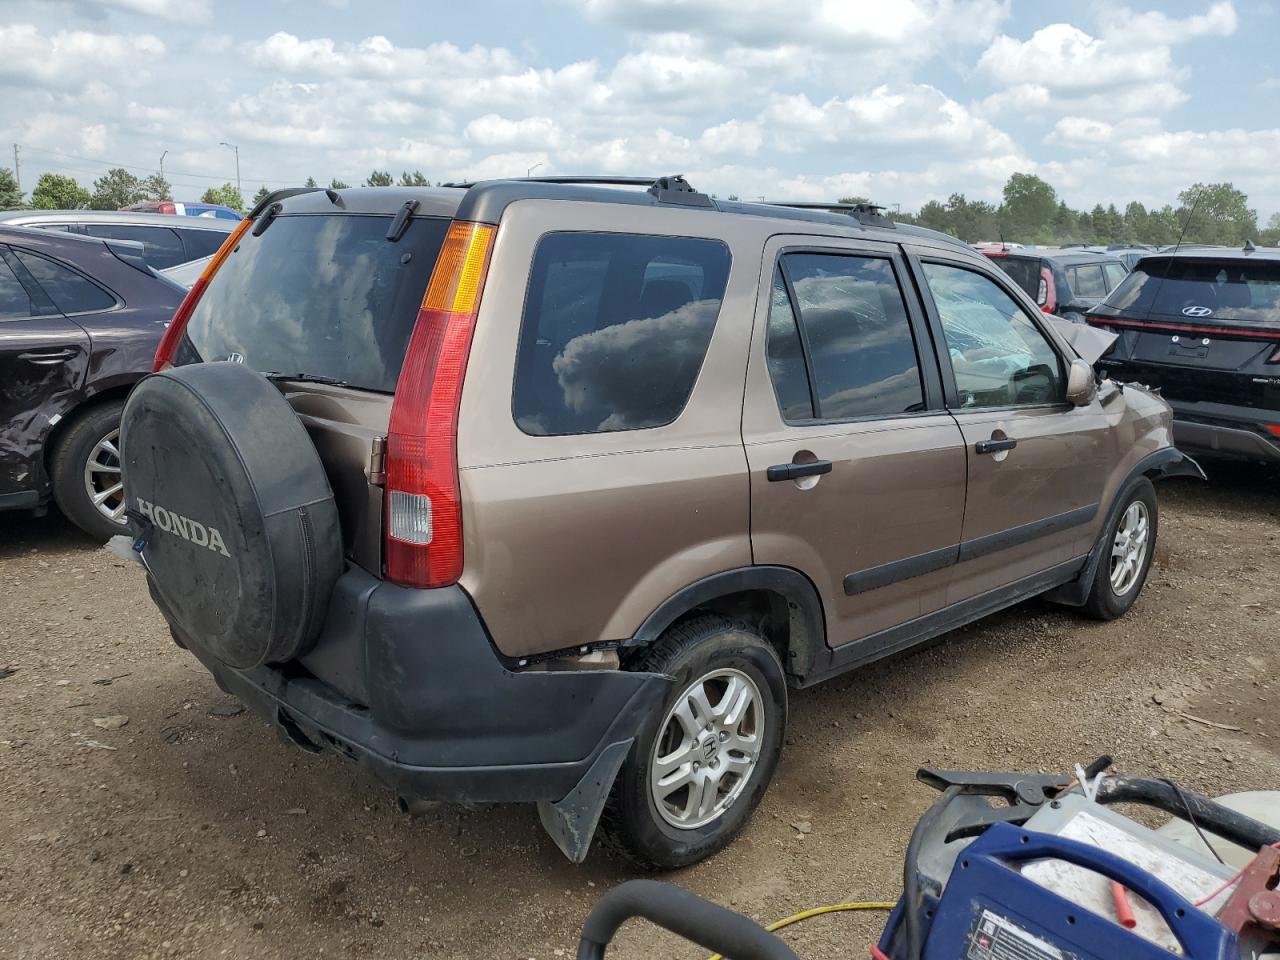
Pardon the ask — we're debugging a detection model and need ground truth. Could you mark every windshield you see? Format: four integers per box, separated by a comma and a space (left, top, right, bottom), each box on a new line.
1093, 257, 1280, 329
179, 213, 450, 392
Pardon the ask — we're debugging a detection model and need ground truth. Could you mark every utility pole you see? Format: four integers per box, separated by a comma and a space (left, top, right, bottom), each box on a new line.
12, 144, 19, 196
159, 150, 168, 191
219, 142, 240, 199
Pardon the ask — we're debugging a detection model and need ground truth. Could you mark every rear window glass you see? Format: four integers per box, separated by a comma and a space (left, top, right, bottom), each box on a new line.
180, 214, 450, 392
513, 232, 731, 436
1096, 258, 1280, 328
985, 256, 1039, 300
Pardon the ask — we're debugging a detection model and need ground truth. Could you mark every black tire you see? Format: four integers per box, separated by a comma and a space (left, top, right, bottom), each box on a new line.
1081, 476, 1158, 620
50, 400, 127, 541
599, 615, 787, 870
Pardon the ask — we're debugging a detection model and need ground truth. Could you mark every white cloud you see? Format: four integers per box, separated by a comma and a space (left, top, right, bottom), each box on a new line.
89, 0, 211, 21
0, 23, 165, 89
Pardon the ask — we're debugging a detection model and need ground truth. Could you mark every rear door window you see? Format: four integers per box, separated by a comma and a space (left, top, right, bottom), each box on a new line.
179, 214, 450, 393
767, 252, 924, 420
1102, 262, 1128, 290
11, 249, 117, 315
82, 224, 187, 269
512, 232, 731, 435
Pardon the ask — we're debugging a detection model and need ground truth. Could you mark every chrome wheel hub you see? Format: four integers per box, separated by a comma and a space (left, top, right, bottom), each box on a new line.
649, 667, 764, 830
84, 428, 127, 525
1109, 500, 1149, 596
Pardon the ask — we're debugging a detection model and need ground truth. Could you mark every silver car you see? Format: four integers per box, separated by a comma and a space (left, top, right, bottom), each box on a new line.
0, 210, 233, 271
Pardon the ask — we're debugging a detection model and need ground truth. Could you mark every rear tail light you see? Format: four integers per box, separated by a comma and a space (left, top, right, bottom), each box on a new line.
158, 201, 177, 215
384, 220, 495, 589
153, 217, 254, 370
1264, 425, 1280, 439
1038, 266, 1057, 314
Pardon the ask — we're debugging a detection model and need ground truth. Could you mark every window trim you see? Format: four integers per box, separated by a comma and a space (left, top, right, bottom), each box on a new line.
6, 244, 123, 318
907, 251, 1072, 415
764, 243, 944, 427
0, 246, 59, 319
510, 229, 734, 438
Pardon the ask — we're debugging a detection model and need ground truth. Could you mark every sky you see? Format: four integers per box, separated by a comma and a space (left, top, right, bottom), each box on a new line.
3, 0, 1279, 219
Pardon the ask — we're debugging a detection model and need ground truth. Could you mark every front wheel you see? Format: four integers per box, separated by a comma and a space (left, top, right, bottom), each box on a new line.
598, 616, 787, 870
1081, 476, 1158, 620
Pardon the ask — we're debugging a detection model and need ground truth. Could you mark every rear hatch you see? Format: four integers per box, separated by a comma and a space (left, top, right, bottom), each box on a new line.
1088, 256, 1280, 413
171, 190, 459, 574
984, 254, 1042, 301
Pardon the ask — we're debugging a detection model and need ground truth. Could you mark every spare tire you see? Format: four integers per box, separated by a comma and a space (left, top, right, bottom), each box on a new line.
120, 362, 343, 668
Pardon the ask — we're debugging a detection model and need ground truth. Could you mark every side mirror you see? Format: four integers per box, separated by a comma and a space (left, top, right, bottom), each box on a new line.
1066, 357, 1097, 407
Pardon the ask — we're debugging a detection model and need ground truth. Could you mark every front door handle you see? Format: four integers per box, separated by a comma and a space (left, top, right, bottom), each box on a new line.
975, 437, 1017, 455
767, 460, 833, 482
18, 348, 78, 365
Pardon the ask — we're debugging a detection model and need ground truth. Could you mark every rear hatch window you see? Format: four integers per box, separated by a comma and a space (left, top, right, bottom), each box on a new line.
178, 214, 450, 391
985, 255, 1040, 300
1094, 257, 1280, 331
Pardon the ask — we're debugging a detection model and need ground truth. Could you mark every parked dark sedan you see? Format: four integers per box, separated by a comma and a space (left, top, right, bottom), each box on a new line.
0, 225, 185, 537
1088, 246, 1280, 464
984, 248, 1129, 323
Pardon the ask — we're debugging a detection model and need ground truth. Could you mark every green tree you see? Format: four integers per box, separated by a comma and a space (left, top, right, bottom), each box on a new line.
1177, 182, 1257, 245
1001, 172, 1057, 241
0, 166, 22, 207
90, 168, 145, 210
837, 195, 871, 206
398, 169, 430, 186
1260, 211, 1280, 247
200, 182, 244, 212
365, 170, 393, 187
252, 185, 271, 207
139, 173, 172, 202
329, 178, 350, 190
304, 176, 318, 188
1051, 201, 1079, 242
31, 173, 91, 209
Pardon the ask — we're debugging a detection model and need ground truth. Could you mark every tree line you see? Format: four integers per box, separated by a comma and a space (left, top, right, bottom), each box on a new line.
2, 164, 1275, 247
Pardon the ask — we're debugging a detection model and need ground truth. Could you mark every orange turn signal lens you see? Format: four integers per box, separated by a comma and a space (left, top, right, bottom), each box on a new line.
423, 222, 495, 314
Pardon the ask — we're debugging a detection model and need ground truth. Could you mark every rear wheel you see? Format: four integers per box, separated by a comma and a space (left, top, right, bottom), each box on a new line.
599, 615, 787, 870
1081, 477, 1158, 620
51, 401, 128, 541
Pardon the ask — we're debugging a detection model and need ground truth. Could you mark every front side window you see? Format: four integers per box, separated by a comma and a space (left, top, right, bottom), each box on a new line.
0, 253, 34, 320
769, 253, 924, 421
513, 232, 731, 436
11, 249, 117, 315
922, 261, 1065, 409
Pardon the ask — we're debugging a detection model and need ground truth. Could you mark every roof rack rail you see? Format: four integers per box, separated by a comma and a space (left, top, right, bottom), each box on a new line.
767, 200, 894, 229
441, 174, 714, 208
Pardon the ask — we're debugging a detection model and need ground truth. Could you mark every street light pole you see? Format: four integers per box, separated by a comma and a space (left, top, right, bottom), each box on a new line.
219, 142, 241, 199
526, 162, 542, 178
159, 150, 168, 196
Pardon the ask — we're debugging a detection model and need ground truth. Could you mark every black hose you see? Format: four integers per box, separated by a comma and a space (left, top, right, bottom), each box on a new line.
1097, 776, 1280, 851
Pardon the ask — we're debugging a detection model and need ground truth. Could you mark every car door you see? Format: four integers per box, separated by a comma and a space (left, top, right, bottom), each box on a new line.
742, 237, 967, 657
906, 249, 1115, 603
0, 247, 91, 505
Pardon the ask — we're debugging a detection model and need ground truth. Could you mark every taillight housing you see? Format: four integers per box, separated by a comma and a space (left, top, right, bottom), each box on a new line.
1038, 265, 1057, 314
384, 221, 495, 589
1264, 424, 1280, 438
158, 201, 177, 214
153, 216, 254, 370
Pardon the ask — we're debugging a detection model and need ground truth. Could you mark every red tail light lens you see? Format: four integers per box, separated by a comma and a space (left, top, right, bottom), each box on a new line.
1265, 424, 1280, 438
153, 217, 254, 371
384, 221, 495, 589
1038, 266, 1057, 314
158, 201, 177, 214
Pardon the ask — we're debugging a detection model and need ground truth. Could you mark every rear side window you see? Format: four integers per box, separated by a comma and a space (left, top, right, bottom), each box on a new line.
1096, 257, 1280, 328
1103, 262, 1128, 290
180, 214, 450, 393
0, 254, 34, 320
1067, 264, 1106, 298
513, 232, 731, 435
768, 253, 924, 421
178, 229, 229, 260
11, 249, 117, 314
82, 224, 186, 269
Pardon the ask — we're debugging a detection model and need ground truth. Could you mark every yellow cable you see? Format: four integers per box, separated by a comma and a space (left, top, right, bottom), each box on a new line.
705, 901, 896, 960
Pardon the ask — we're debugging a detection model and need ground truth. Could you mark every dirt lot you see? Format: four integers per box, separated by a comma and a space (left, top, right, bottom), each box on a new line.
2, 464, 1277, 960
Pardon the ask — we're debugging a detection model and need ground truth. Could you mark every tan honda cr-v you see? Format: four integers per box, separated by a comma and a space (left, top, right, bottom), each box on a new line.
120, 175, 1200, 869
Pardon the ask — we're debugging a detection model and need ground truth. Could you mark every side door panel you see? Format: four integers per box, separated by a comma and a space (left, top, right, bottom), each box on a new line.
906, 249, 1114, 603
0, 247, 90, 500
742, 236, 967, 649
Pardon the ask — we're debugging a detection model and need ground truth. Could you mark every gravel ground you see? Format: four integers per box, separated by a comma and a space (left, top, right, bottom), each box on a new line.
1, 464, 1277, 960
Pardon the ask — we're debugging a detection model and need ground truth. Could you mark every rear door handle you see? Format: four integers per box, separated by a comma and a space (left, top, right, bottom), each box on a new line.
18, 348, 78, 365
767, 460, 833, 482
975, 437, 1017, 455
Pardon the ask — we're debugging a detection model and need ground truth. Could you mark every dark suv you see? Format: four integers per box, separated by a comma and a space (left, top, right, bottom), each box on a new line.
0, 225, 186, 537
984, 249, 1129, 323
119, 179, 1196, 869
1089, 247, 1280, 463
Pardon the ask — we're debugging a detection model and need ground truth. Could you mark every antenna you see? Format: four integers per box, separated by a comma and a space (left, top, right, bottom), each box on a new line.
1147, 188, 1204, 319
999, 228, 1008, 252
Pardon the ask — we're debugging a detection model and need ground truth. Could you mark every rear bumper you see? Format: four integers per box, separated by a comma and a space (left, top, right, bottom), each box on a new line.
161, 566, 671, 807
1167, 400, 1280, 463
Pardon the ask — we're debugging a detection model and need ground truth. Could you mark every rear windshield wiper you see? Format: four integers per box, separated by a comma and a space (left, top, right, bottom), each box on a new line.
261, 372, 351, 387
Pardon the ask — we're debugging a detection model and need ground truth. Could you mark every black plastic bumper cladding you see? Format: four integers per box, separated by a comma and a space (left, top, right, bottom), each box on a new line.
158, 569, 671, 857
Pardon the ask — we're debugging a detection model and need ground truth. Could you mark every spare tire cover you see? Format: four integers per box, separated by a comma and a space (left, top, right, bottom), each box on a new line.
121, 362, 343, 668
